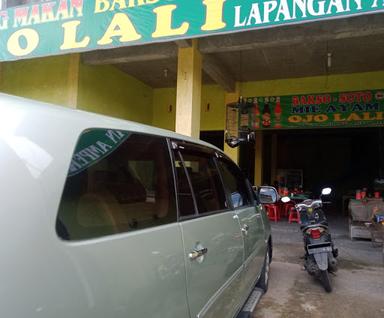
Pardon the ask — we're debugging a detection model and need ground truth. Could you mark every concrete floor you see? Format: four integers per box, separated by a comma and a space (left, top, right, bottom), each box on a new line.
253, 218, 384, 318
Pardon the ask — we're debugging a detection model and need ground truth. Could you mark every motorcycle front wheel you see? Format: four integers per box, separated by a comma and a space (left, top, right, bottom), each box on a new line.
319, 270, 332, 293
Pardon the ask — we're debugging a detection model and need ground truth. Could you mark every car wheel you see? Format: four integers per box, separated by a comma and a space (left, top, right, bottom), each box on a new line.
256, 250, 270, 292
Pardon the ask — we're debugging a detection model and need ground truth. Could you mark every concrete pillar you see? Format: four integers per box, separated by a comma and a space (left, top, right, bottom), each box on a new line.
66, 53, 80, 109
254, 131, 263, 186
224, 84, 240, 163
271, 133, 278, 184
175, 40, 202, 138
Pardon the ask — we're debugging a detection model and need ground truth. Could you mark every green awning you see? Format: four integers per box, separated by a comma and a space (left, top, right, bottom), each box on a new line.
237, 89, 384, 130
0, 0, 383, 61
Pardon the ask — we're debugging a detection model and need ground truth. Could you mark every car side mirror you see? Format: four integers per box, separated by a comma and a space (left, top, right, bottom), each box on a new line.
256, 186, 279, 204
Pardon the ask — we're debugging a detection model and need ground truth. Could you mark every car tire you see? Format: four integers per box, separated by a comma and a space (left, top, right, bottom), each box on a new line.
256, 250, 270, 292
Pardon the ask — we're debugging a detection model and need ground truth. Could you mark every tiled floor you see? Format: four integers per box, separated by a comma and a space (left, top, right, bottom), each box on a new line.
252, 218, 384, 318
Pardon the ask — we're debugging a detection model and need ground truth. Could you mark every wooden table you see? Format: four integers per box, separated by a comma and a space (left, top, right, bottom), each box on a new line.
348, 198, 384, 240
365, 222, 384, 261
368, 223, 384, 245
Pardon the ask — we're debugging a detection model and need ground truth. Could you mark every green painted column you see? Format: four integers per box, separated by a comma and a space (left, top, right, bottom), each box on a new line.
175, 39, 202, 138
254, 131, 263, 186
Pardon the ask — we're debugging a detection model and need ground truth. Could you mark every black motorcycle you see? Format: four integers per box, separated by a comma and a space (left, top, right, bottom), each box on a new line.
282, 188, 338, 292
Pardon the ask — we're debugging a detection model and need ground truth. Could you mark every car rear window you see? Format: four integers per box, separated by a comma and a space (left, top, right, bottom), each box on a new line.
56, 129, 176, 241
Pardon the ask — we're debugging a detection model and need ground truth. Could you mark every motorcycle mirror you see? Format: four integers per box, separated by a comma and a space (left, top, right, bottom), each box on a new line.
225, 131, 255, 148
225, 131, 242, 148
321, 187, 332, 196
281, 196, 291, 203
225, 137, 242, 148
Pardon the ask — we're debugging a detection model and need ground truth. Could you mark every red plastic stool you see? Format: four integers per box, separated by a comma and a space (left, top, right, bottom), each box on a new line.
265, 204, 280, 222
288, 207, 300, 223
283, 202, 295, 217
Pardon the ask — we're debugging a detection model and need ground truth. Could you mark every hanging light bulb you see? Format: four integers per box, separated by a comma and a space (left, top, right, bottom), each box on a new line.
327, 53, 332, 68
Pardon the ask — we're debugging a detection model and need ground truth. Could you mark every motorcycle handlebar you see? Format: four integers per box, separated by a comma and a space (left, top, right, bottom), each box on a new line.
295, 199, 323, 210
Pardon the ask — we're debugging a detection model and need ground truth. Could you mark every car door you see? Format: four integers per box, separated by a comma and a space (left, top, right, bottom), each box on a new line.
216, 156, 266, 296
55, 130, 189, 318
171, 141, 244, 318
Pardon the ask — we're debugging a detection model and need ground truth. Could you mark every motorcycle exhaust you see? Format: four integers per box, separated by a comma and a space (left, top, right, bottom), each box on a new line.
329, 258, 337, 267
328, 255, 338, 273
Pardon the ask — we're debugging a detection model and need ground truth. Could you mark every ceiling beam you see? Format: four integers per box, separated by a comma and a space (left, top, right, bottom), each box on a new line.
83, 40, 193, 65
83, 15, 384, 65
81, 14, 384, 91
83, 41, 235, 92
175, 39, 192, 48
199, 14, 384, 53
199, 27, 384, 53
82, 43, 178, 65
202, 54, 235, 93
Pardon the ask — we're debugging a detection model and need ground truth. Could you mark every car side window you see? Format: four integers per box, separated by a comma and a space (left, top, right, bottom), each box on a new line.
173, 143, 228, 217
216, 158, 252, 209
174, 152, 197, 217
56, 129, 176, 241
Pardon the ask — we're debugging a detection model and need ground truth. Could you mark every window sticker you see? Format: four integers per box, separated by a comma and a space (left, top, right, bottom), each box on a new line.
68, 129, 130, 177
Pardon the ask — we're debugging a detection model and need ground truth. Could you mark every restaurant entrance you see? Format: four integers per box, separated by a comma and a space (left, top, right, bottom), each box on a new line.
261, 127, 384, 216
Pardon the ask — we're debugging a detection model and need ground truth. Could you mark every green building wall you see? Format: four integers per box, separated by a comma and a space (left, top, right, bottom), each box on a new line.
0, 55, 74, 106
0, 54, 154, 126
1, 54, 383, 134
240, 71, 384, 97
152, 71, 384, 131
152, 87, 176, 131
152, 84, 227, 132
77, 63, 153, 125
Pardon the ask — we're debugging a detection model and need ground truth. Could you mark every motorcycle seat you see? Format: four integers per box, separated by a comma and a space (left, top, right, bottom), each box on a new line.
301, 223, 329, 231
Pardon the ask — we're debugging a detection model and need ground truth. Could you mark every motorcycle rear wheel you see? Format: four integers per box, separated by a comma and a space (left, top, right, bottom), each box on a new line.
319, 270, 332, 293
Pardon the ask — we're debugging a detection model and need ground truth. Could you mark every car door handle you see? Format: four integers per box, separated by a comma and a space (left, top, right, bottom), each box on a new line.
189, 247, 208, 260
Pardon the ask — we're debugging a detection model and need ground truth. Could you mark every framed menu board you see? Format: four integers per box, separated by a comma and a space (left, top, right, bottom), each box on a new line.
277, 169, 303, 189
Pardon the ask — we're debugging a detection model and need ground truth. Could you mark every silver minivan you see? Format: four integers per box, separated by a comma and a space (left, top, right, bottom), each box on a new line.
0, 93, 275, 318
